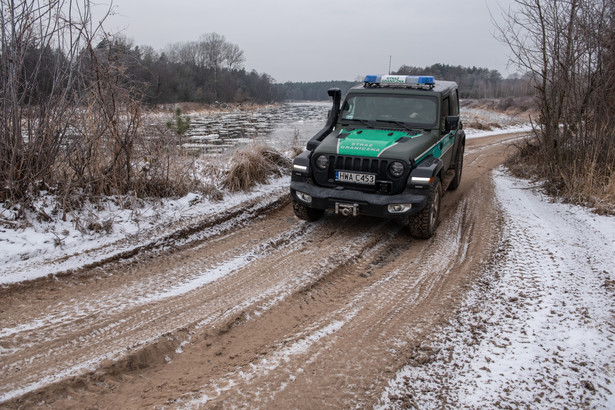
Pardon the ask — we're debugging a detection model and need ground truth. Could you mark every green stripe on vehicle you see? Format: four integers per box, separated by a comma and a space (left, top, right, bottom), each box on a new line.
415, 131, 456, 162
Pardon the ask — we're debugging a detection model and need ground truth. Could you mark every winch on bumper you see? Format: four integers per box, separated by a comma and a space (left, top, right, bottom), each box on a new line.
290, 180, 429, 219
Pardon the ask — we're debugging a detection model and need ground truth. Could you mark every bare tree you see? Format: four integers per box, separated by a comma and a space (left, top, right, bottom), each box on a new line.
0, 0, 161, 213
224, 42, 245, 70
199, 32, 227, 72
0, 0, 109, 201
495, 0, 615, 201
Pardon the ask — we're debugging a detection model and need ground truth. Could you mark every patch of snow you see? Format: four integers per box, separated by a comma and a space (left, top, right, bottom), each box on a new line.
465, 124, 533, 139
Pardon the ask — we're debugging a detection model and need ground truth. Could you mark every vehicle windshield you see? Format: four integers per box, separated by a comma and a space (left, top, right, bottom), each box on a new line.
340, 94, 438, 127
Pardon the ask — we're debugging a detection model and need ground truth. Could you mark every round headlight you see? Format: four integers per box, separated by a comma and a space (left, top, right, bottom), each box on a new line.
388, 161, 405, 177
315, 154, 329, 170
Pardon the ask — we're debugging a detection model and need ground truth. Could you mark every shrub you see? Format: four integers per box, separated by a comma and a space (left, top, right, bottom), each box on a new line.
223, 145, 291, 192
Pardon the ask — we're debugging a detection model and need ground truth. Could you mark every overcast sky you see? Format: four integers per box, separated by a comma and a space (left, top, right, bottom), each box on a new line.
95, 0, 517, 83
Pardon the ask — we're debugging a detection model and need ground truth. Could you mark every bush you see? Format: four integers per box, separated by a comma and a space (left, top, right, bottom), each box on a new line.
222, 145, 291, 192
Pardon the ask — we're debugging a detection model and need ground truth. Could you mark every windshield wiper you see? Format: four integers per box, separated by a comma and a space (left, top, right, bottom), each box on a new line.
340, 118, 375, 128
375, 119, 420, 134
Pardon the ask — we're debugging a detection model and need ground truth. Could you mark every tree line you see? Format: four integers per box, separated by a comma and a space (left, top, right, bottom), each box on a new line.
393, 64, 532, 98
275, 65, 532, 101
62, 34, 281, 106
117, 33, 282, 104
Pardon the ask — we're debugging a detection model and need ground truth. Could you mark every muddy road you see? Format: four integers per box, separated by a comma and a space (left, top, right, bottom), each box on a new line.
1, 133, 522, 408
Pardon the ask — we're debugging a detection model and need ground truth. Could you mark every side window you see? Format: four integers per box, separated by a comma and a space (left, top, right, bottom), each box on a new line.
440, 97, 450, 130
450, 89, 459, 116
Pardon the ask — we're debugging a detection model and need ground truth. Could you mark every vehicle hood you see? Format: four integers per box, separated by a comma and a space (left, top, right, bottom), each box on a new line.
314, 127, 436, 161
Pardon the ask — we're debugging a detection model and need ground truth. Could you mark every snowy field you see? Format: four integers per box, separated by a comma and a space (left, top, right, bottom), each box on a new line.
379, 169, 615, 408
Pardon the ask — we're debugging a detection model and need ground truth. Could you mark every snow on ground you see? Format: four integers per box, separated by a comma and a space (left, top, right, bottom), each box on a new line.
462, 107, 533, 139
379, 169, 615, 409
0, 177, 289, 285
465, 124, 533, 139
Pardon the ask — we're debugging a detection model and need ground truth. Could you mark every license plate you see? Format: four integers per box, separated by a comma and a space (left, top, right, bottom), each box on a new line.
335, 171, 376, 185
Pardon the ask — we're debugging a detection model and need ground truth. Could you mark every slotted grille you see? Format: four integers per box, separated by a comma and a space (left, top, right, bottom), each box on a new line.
312, 154, 409, 194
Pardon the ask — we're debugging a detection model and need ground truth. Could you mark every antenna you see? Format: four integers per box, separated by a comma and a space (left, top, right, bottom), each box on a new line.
388, 55, 392, 74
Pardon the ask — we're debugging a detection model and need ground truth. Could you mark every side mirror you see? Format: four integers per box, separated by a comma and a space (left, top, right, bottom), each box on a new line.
445, 116, 460, 132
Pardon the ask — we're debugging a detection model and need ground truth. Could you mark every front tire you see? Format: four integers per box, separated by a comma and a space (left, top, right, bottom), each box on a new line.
293, 200, 324, 221
409, 178, 442, 239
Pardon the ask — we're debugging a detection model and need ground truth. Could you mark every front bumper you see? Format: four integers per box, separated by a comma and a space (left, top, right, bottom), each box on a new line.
290, 180, 429, 219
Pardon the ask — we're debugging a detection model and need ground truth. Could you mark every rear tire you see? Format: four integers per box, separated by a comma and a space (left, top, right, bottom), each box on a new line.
409, 179, 442, 239
293, 200, 324, 221
448, 142, 464, 191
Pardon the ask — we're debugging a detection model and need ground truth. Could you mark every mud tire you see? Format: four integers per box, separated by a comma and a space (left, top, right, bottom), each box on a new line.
293, 200, 324, 222
409, 179, 442, 239
448, 142, 464, 191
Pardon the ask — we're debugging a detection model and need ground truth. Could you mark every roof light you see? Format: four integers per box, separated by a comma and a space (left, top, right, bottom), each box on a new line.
363, 74, 382, 84
363, 74, 435, 89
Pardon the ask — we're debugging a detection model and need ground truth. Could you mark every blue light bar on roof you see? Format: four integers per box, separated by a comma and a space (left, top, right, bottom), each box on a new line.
363, 74, 435, 88
363, 74, 382, 83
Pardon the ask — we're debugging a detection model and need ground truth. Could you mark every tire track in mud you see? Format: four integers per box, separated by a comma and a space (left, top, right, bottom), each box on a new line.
2, 132, 527, 408
178, 176, 502, 408
0, 204, 393, 403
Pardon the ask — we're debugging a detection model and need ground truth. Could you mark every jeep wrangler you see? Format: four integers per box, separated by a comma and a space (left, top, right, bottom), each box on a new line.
290, 75, 465, 239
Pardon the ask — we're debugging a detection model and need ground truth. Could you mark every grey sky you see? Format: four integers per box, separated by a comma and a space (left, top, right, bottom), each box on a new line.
97, 0, 516, 83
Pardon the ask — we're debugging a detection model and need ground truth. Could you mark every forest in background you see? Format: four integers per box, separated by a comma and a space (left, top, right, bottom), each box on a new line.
98, 39, 529, 104
277, 64, 532, 101
94, 34, 282, 105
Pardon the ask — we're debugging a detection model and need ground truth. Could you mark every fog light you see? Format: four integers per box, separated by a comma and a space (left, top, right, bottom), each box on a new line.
388, 203, 412, 213
296, 191, 312, 203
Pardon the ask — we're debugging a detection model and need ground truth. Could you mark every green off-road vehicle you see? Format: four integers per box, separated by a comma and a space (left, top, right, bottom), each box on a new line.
290, 74, 465, 239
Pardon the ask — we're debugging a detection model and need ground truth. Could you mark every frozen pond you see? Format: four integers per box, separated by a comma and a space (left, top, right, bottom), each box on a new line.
182, 101, 331, 155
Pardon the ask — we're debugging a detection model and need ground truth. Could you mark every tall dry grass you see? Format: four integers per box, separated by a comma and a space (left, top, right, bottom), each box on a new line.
222, 145, 291, 192
505, 138, 615, 215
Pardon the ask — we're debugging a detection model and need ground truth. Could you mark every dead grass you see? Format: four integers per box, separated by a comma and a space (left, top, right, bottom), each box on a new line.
465, 121, 504, 131
505, 139, 615, 215
222, 145, 291, 192
462, 97, 536, 115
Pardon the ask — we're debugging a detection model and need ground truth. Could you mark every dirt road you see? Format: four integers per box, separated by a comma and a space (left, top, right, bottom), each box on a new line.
1, 133, 523, 408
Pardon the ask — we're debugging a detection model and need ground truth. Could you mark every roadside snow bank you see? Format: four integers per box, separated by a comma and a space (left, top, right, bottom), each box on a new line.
379, 169, 615, 409
462, 107, 532, 139
465, 124, 533, 139
0, 177, 290, 285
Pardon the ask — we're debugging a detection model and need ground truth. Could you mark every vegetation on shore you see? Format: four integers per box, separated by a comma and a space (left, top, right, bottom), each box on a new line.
498, 0, 615, 213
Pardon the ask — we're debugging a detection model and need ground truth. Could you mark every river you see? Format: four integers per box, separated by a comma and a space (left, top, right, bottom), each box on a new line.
181, 101, 331, 155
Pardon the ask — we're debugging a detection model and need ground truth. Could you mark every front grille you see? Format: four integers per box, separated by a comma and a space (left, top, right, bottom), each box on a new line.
312, 154, 409, 194
335, 156, 386, 174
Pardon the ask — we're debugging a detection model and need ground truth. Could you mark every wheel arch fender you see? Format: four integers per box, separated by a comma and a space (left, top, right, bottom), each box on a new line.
408, 156, 444, 185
